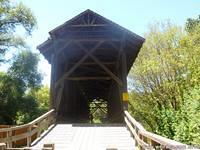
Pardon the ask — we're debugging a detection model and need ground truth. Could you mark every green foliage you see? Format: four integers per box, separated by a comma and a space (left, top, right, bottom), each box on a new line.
0, 0, 36, 62
15, 85, 50, 124
0, 1, 47, 125
185, 15, 200, 33
30, 85, 50, 113
0, 50, 46, 125
15, 95, 40, 124
9, 50, 42, 89
129, 16, 200, 146
174, 85, 200, 145
0, 72, 23, 124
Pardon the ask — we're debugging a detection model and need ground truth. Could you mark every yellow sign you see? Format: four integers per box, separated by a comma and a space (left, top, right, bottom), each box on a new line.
123, 92, 129, 101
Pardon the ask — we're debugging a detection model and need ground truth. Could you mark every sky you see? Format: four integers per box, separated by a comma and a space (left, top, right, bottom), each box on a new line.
1, 0, 200, 86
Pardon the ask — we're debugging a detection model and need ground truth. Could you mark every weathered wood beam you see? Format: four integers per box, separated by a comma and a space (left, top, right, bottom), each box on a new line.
55, 40, 72, 56
43, 39, 72, 57
108, 41, 119, 51
66, 76, 111, 80
87, 12, 90, 24
126, 38, 141, 49
116, 32, 126, 70
77, 65, 107, 74
90, 16, 96, 24
81, 15, 87, 25
56, 38, 120, 43
76, 42, 123, 86
68, 24, 108, 27
55, 82, 65, 113
50, 54, 57, 109
82, 84, 110, 91
55, 41, 104, 88
91, 55, 123, 86
68, 63, 106, 70
61, 51, 66, 62
122, 52, 128, 110
68, 61, 116, 65
64, 41, 104, 78
76, 83, 107, 88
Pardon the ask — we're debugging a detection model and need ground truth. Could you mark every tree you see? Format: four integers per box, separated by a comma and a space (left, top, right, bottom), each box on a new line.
129, 17, 200, 146
9, 50, 42, 90
173, 15, 200, 146
15, 85, 50, 124
15, 95, 40, 125
0, 72, 23, 124
185, 15, 200, 33
0, 1, 47, 125
32, 85, 50, 113
0, 50, 42, 125
0, 0, 36, 62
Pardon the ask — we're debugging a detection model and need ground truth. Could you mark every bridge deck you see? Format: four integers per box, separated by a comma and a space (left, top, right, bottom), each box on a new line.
31, 123, 135, 150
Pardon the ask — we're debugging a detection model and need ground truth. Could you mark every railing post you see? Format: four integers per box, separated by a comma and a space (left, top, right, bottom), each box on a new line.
7, 130, 12, 148
138, 133, 143, 150
0, 109, 55, 148
0, 143, 6, 150
37, 121, 42, 138
27, 126, 31, 147
148, 139, 161, 149
6, 131, 9, 147
46, 116, 50, 129
49, 111, 56, 126
43, 143, 55, 150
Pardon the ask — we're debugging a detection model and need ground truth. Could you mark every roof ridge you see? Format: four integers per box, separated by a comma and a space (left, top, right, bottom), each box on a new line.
49, 9, 144, 42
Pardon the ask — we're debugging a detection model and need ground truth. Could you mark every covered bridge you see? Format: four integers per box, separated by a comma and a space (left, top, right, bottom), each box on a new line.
0, 10, 188, 150
37, 9, 144, 122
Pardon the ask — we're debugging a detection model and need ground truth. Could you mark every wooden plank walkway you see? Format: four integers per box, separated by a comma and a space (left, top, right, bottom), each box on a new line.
31, 124, 135, 150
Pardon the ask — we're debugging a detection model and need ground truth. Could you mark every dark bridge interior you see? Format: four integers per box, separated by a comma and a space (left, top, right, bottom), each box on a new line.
37, 10, 144, 123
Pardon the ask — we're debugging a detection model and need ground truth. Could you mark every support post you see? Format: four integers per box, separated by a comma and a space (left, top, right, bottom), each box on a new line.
55, 81, 65, 114
50, 54, 55, 109
121, 52, 128, 110
50, 53, 58, 110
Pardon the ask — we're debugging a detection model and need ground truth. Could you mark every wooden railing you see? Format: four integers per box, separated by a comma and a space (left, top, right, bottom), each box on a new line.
124, 111, 187, 150
0, 143, 54, 150
0, 109, 190, 149
0, 109, 55, 149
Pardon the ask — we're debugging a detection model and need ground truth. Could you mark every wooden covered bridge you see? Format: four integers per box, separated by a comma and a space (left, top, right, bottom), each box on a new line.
0, 10, 187, 150
38, 9, 145, 123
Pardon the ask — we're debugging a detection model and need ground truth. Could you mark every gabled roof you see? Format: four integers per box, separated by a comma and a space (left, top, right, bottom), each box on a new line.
37, 9, 144, 52
48, 9, 144, 41
37, 9, 145, 70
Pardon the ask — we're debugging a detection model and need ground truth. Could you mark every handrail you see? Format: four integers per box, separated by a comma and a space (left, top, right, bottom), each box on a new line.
0, 143, 55, 150
0, 109, 55, 148
0, 109, 55, 132
124, 111, 187, 150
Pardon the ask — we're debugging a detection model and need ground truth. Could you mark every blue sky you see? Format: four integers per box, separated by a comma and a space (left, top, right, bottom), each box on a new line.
2, 0, 200, 85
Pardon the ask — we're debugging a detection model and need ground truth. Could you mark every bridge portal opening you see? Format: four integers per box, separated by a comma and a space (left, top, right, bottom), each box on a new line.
89, 98, 108, 123
37, 9, 144, 123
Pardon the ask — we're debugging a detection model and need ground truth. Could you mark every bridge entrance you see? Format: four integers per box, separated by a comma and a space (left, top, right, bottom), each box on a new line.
89, 98, 108, 123
37, 9, 144, 123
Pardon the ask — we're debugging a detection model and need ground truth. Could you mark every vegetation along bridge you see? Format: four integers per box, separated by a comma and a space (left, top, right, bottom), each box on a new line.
0, 10, 188, 150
